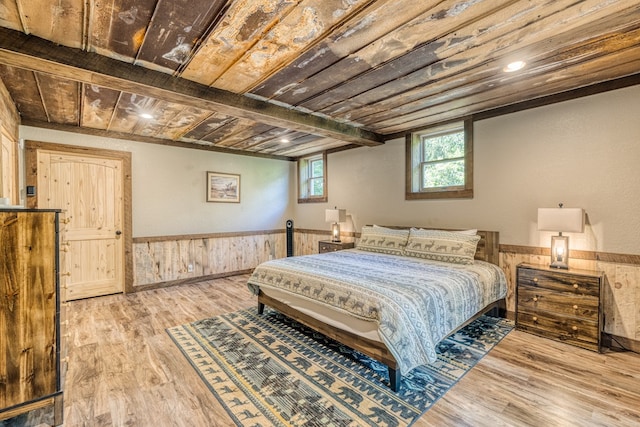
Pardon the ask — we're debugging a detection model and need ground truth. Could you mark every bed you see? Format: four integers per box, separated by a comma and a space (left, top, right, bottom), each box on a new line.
247, 226, 507, 391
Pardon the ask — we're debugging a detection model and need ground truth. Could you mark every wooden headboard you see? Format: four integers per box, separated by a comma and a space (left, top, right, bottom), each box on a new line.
367, 226, 500, 266
473, 230, 500, 266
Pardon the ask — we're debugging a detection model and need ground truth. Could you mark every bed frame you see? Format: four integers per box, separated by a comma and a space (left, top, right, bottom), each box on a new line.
257, 229, 505, 392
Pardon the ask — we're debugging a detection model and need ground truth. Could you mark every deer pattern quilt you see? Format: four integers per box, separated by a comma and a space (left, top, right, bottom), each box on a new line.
247, 249, 507, 374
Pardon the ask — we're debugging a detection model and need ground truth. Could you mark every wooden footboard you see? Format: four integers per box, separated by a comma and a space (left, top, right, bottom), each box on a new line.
258, 291, 401, 390
258, 290, 505, 392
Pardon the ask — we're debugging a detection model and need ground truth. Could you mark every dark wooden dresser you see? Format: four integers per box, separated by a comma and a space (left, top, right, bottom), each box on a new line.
0, 209, 64, 425
516, 263, 604, 352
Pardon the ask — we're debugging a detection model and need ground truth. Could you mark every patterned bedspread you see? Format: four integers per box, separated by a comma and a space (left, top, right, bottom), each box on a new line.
247, 249, 507, 374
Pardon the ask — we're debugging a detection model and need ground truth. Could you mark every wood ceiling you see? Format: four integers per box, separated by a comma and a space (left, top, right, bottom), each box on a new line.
0, 0, 639, 160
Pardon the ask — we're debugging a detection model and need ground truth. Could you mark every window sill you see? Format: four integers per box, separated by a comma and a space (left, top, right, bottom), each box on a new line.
405, 188, 473, 200
298, 196, 328, 204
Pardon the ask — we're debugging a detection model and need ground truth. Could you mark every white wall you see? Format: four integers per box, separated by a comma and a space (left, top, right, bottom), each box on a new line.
19, 127, 295, 237
19, 84, 640, 254
295, 85, 640, 255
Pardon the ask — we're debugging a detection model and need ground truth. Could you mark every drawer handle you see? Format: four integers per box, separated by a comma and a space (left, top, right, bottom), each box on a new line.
573, 283, 579, 289
572, 325, 578, 331
533, 297, 538, 302
573, 304, 578, 310
533, 277, 538, 283
532, 316, 538, 322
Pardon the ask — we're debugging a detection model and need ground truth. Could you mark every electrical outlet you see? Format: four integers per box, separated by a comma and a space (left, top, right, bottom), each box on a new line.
187, 263, 194, 273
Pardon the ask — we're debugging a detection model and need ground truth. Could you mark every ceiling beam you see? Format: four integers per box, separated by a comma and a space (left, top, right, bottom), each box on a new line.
0, 27, 384, 147
21, 119, 296, 161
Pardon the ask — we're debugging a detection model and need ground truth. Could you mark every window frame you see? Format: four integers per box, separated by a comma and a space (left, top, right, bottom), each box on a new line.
405, 118, 473, 200
297, 152, 328, 203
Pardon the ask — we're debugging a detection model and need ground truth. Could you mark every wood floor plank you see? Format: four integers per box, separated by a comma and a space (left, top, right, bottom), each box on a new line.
12, 274, 639, 426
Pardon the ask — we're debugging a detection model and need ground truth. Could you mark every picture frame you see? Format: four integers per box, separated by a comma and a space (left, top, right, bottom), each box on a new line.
206, 171, 240, 203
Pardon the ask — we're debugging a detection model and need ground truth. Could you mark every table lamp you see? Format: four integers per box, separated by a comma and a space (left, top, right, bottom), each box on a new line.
537, 203, 584, 269
325, 207, 346, 242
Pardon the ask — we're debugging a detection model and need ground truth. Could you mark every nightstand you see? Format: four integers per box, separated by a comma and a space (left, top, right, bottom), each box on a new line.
318, 240, 355, 254
516, 263, 604, 352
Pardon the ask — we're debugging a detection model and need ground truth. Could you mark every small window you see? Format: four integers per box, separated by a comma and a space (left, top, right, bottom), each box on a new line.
298, 152, 327, 203
406, 119, 473, 199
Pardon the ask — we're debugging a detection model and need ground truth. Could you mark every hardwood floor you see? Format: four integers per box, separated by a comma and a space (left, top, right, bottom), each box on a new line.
20, 275, 640, 426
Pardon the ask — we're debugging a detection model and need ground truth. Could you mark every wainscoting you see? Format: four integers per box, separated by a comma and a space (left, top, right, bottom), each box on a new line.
132, 228, 350, 290
133, 231, 287, 289
132, 228, 639, 349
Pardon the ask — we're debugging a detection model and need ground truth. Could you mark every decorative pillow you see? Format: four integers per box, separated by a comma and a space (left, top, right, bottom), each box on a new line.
357, 225, 409, 256
403, 229, 480, 264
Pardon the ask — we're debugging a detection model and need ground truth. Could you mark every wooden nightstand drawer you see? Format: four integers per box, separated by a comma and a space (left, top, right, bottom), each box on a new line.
516, 310, 600, 351
516, 263, 604, 352
517, 287, 599, 319
318, 241, 355, 253
517, 268, 600, 296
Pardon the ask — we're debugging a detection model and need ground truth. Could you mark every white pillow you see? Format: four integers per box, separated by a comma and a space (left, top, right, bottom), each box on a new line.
410, 227, 477, 235
456, 229, 478, 235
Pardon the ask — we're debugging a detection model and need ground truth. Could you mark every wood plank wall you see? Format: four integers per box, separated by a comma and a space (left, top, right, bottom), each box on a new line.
133, 230, 288, 290
132, 229, 639, 347
0, 78, 19, 204
0, 79, 18, 140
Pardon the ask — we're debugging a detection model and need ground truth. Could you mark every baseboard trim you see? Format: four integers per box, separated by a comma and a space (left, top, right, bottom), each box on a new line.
133, 269, 253, 292
602, 333, 640, 354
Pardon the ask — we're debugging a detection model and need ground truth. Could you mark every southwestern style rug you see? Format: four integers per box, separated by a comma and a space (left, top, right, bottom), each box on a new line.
167, 307, 513, 427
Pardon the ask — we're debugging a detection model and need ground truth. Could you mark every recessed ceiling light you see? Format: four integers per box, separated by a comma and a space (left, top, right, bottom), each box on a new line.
504, 61, 526, 73
280, 138, 290, 144
139, 113, 154, 119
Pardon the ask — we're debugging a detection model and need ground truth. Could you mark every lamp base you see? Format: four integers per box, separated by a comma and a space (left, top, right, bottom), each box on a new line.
330, 222, 341, 243
548, 262, 569, 270
549, 234, 569, 269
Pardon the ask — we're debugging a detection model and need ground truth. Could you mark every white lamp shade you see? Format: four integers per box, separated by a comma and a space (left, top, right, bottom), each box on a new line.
537, 208, 584, 233
325, 208, 346, 223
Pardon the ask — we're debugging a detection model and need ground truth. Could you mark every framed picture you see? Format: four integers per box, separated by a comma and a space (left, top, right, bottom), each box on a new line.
206, 171, 240, 203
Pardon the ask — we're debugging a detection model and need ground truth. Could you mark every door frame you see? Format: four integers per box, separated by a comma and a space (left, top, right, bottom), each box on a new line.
25, 140, 134, 293
0, 125, 19, 204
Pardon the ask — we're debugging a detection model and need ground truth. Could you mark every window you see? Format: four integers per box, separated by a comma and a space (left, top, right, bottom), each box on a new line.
298, 152, 327, 203
406, 119, 473, 199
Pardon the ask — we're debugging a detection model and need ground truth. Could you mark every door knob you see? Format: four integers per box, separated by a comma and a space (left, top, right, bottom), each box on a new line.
115, 230, 122, 236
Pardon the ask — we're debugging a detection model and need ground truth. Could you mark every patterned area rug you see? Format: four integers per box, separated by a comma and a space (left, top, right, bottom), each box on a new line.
167, 307, 513, 426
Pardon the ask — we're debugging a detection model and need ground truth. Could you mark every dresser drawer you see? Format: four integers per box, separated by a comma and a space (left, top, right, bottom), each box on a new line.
517, 310, 599, 351
319, 242, 339, 253
318, 241, 354, 253
517, 267, 600, 296
517, 286, 599, 319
